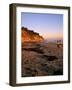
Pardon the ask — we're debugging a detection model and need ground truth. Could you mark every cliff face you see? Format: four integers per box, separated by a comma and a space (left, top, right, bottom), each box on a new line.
21, 27, 44, 42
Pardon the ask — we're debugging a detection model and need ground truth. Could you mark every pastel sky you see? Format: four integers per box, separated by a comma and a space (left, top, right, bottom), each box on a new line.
21, 12, 63, 40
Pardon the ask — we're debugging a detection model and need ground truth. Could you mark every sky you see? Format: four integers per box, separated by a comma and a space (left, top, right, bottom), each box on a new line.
21, 12, 63, 40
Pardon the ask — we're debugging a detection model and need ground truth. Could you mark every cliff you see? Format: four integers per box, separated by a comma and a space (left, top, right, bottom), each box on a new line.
21, 27, 44, 42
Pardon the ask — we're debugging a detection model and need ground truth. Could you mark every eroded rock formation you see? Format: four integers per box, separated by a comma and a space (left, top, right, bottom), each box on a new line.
21, 27, 44, 42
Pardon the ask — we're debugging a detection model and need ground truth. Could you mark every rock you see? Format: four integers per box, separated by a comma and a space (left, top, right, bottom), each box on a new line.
21, 27, 44, 42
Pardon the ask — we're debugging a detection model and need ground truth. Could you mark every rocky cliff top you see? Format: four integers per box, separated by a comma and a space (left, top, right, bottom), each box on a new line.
21, 27, 44, 42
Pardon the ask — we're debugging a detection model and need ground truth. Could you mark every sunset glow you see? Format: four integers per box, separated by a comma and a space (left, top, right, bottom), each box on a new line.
21, 13, 63, 41
41, 32, 63, 40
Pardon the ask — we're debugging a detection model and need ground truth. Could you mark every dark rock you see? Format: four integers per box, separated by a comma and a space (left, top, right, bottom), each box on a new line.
42, 55, 58, 61
53, 69, 63, 75
22, 48, 44, 54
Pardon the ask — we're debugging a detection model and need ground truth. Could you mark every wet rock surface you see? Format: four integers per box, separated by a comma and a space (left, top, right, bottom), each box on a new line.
22, 42, 63, 77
